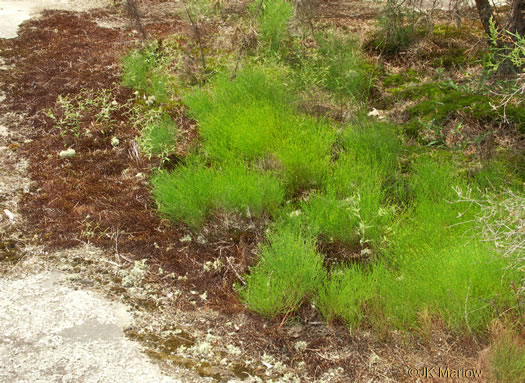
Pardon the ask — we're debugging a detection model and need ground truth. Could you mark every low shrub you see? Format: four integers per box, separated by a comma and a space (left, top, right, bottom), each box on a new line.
340, 121, 402, 175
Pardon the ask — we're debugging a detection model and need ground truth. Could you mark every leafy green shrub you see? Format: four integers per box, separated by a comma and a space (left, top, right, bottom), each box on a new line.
255, 0, 294, 52
240, 223, 325, 319
139, 113, 178, 160
316, 266, 376, 328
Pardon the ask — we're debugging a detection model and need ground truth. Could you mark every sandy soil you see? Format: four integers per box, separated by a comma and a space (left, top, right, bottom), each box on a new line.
0, 0, 108, 38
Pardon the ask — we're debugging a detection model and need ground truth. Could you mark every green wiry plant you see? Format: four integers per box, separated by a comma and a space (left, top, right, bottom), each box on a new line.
366, 0, 419, 56
152, 156, 284, 229
240, 224, 325, 320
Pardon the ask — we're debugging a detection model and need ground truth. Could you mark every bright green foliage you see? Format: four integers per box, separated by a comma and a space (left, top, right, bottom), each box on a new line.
374, 156, 520, 333
299, 122, 402, 247
121, 48, 152, 92
301, 191, 361, 246
340, 122, 402, 175
255, 0, 294, 52
139, 23, 522, 335
152, 157, 284, 229
139, 113, 178, 160
378, 240, 517, 333
152, 158, 215, 229
408, 154, 457, 202
272, 116, 336, 193
212, 161, 285, 218
184, 65, 336, 193
183, 66, 292, 163
316, 266, 376, 328
240, 224, 325, 319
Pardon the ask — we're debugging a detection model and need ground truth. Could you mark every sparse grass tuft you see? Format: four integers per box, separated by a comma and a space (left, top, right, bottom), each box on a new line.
292, 32, 374, 102
121, 42, 173, 103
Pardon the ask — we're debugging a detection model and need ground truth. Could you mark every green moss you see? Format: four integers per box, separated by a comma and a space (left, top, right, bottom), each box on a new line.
382, 69, 419, 87
397, 82, 525, 132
